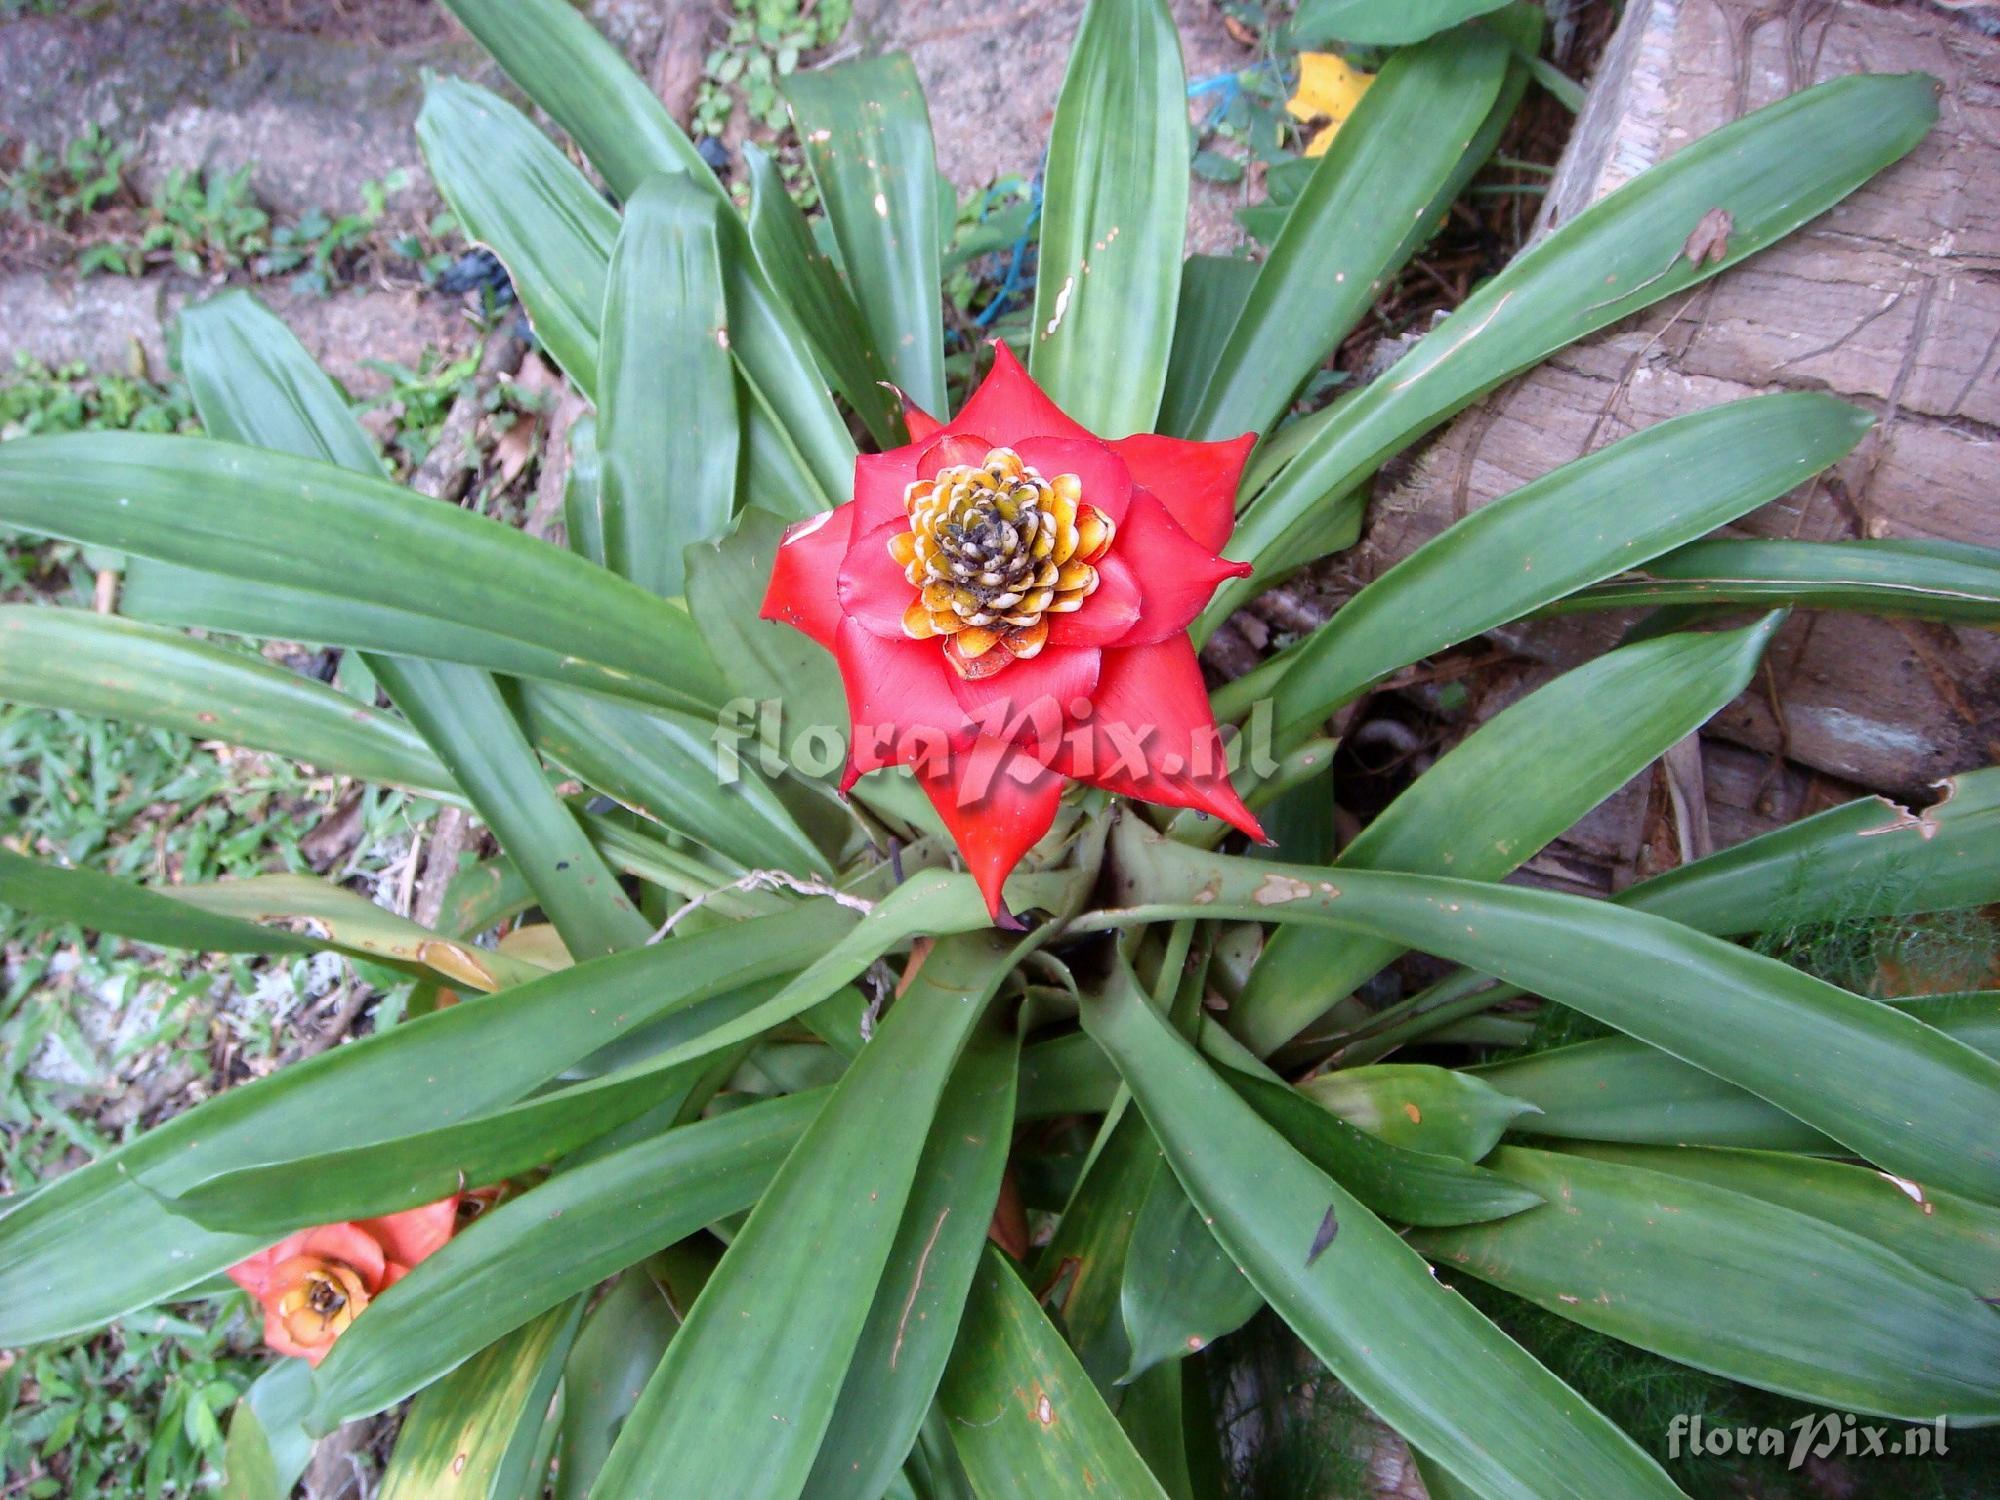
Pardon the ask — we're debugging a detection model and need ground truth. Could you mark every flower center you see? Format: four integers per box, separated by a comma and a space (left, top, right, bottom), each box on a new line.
888, 447, 1115, 679
271, 1255, 369, 1347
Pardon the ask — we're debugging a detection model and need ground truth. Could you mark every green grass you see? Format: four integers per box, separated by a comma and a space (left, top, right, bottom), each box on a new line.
1, 1298, 263, 1499
0, 354, 440, 1498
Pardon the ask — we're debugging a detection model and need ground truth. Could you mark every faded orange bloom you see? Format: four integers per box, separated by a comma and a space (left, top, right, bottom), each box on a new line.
226, 1196, 461, 1364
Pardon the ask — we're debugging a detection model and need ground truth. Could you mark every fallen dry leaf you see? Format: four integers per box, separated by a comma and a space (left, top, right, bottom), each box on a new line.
1287, 52, 1375, 158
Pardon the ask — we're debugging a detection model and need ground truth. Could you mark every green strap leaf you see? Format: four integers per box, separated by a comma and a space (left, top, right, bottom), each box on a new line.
438, 0, 722, 203
1209, 70, 1937, 623
1029, 1100, 1163, 1390
219, 1361, 314, 1500
1548, 535, 2000, 625
1473, 992, 2000, 1153
164, 1048, 719, 1235
0, 432, 726, 717
1105, 822, 2000, 1205
803, 1011, 1022, 1499
1118, 1159, 1264, 1385
787, 54, 947, 418
939, 1247, 1173, 1499
0, 903, 853, 1345
593, 934, 1019, 1498
178, 290, 650, 961
1031, 0, 1187, 436
1236, 615, 1784, 1053
1081, 957, 1681, 1499
1183, 25, 1509, 443
418, 77, 619, 395
177, 289, 382, 472
1212, 391, 1868, 728
1229, 1069, 1545, 1227
510, 678, 824, 875
743, 142, 905, 449
563, 412, 607, 566
1361, 767, 2000, 1057
0, 852, 543, 989
375, 657, 651, 959
1291, 0, 1512, 47
554, 1266, 687, 1500
0, 606, 452, 798
1560, 1142, 2000, 1303
1411, 1147, 2000, 1421
422, 75, 853, 510
376, 1299, 584, 1500
1157, 255, 1258, 439
598, 174, 740, 597
714, 201, 861, 516
306, 1091, 820, 1430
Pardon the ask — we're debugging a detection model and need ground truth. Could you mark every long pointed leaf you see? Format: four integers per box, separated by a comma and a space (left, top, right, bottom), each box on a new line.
1106, 822, 2000, 1204
418, 77, 619, 394
743, 142, 905, 448
1474, 992, 2000, 1153
439, 0, 722, 203
0, 853, 544, 990
306, 1090, 820, 1430
803, 1011, 1022, 1499
178, 290, 650, 961
376, 1300, 583, 1500
1030, 0, 1187, 436
1081, 957, 1681, 1499
1206, 71, 1937, 626
0, 903, 852, 1344
1292, 0, 1511, 46
1361, 767, 2000, 1057
598, 174, 739, 597
1213, 392, 1868, 731
510, 678, 823, 874
0, 607, 451, 797
786, 54, 947, 417
593, 933, 1019, 1498
1561, 1142, 2000, 1302
938, 1247, 1174, 1499
1184, 25, 1509, 442
1549, 535, 2000, 625
1412, 1147, 2000, 1421
0, 432, 726, 716
1236, 615, 1783, 1052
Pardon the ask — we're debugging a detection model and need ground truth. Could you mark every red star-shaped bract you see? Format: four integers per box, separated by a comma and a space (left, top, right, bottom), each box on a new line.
762, 344, 1265, 916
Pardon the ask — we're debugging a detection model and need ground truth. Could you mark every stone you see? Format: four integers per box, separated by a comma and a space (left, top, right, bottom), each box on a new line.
0, 272, 476, 400
0, 2, 491, 219
850, 0, 1257, 254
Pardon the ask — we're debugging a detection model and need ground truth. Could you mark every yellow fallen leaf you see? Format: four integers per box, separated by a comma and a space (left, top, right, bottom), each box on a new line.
1287, 52, 1375, 157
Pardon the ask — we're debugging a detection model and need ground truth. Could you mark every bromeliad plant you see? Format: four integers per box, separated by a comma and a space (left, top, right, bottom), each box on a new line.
1, 0, 1998, 1495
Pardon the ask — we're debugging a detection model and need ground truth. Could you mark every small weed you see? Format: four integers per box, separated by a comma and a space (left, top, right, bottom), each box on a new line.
362, 346, 482, 471
254, 169, 413, 295
0, 356, 197, 600
0, 126, 133, 229
134, 164, 272, 278
693, 0, 852, 204
695, 0, 852, 139
1, 1296, 263, 1499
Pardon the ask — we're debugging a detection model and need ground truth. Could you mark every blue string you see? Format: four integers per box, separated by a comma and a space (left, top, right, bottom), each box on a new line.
971, 171, 1042, 330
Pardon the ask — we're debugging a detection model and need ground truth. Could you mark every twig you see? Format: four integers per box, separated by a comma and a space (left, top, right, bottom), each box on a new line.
411, 806, 470, 932
648, 869, 873, 942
